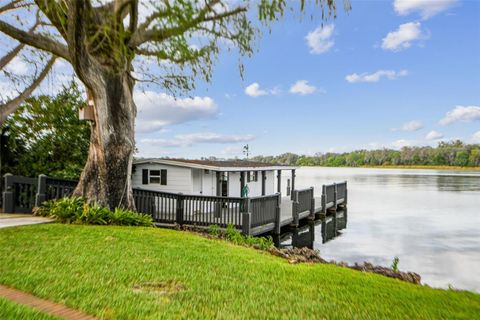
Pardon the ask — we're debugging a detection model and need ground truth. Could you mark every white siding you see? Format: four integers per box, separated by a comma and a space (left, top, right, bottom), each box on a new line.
228, 172, 241, 197
201, 170, 217, 196
132, 163, 193, 194
192, 169, 202, 194
265, 171, 275, 195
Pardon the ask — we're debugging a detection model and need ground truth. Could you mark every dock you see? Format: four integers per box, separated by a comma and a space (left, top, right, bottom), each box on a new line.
134, 181, 347, 236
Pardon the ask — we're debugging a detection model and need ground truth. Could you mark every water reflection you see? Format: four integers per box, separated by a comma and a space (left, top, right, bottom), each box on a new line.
278, 209, 348, 249
288, 167, 480, 292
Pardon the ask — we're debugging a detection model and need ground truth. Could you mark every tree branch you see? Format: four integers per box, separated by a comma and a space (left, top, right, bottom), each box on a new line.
0, 56, 56, 125
0, 43, 24, 69
129, 0, 246, 48
0, 19, 70, 61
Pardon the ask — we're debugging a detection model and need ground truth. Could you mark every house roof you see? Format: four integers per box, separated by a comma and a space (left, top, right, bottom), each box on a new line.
133, 158, 297, 171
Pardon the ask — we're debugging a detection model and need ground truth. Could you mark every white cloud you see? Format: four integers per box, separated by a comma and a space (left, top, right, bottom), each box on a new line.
289, 80, 316, 95
134, 91, 218, 133
392, 120, 424, 132
392, 139, 415, 149
394, 0, 457, 19
439, 105, 480, 125
346, 69, 408, 83
245, 83, 281, 97
425, 130, 444, 141
141, 132, 255, 147
305, 24, 335, 54
381, 22, 425, 51
472, 131, 480, 144
245, 82, 268, 97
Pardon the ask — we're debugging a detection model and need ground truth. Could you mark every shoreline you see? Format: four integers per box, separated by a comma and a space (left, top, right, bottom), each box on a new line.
298, 165, 480, 171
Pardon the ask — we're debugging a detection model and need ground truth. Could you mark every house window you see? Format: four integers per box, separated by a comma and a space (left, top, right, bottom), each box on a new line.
247, 171, 258, 182
149, 170, 161, 184
149, 169, 167, 185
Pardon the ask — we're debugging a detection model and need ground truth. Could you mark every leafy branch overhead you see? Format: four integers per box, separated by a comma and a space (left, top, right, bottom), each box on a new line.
0, 0, 347, 95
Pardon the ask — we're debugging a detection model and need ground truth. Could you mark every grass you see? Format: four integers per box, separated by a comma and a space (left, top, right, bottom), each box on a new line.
0, 224, 479, 319
0, 297, 60, 320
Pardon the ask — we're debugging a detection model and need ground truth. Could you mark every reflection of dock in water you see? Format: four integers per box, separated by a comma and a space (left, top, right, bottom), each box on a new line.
277, 209, 348, 249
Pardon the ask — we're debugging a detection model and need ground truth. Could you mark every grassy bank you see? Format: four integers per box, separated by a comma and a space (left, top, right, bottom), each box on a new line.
0, 224, 479, 319
0, 297, 59, 320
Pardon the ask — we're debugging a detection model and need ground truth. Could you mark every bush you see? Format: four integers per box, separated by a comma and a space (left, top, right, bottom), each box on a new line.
79, 203, 110, 225
220, 224, 274, 250
391, 256, 400, 272
49, 196, 84, 223
110, 208, 153, 227
208, 224, 221, 237
33, 200, 55, 217
37, 197, 153, 227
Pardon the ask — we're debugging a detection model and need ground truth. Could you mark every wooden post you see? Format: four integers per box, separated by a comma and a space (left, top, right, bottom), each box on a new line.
242, 213, 251, 235
215, 171, 221, 196
240, 171, 245, 197
274, 192, 281, 235
321, 184, 326, 214
334, 183, 338, 208
261, 170, 266, 196
292, 190, 299, 227
2, 174, 14, 213
344, 181, 348, 206
35, 174, 47, 207
276, 170, 281, 193
309, 187, 315, 219
176, 194, 184, 226
291, 169, 296, 200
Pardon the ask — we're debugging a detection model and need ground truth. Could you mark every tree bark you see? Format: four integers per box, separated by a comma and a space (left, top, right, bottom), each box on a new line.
74, 68, 136, 210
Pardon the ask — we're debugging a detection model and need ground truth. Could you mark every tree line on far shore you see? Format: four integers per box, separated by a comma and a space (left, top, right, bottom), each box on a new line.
249, 142, 480, 167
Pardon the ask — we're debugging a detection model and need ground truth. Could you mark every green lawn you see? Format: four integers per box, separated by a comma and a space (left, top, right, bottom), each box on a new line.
0, 224, 479, 319
0, 297, 60, 320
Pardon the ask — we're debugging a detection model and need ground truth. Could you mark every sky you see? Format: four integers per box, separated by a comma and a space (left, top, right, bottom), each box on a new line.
3, 0, 480, 159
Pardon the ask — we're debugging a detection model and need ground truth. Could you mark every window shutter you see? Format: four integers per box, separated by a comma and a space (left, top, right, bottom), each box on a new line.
142, 169, 148, 184
161, 169, 167, 185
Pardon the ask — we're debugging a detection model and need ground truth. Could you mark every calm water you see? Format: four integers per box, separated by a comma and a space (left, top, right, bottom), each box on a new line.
281, 167, 480, 292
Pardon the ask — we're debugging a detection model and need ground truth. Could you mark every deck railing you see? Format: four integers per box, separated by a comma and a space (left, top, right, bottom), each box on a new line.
336, 181, 347, 204
249, 193, 280, 229
2, 174, 37, 213
40, 175, 77, 203
183, 194, 245, 228
132, 188, 246, 228
292, 187, 315, 226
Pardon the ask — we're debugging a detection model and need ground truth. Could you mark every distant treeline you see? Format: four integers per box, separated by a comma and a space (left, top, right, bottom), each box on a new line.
249, 141, 480, 167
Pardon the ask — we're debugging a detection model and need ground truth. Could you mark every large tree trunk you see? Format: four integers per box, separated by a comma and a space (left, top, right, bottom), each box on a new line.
74, 69, 136, 210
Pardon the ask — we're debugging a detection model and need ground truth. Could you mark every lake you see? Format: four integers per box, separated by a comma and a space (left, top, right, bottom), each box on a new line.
280, 167, 480, 292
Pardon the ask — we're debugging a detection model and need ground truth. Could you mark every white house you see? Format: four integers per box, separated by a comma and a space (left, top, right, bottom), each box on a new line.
132, 158, 297, 197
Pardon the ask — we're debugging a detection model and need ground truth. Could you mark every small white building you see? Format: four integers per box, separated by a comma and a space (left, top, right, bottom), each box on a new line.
132, 158, 297, 197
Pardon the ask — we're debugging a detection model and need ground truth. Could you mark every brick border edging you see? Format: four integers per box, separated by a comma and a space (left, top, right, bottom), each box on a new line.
0, 284, 97, 320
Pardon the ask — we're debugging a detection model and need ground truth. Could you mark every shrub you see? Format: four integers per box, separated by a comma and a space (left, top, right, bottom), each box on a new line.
49, 196, 84, 223
33, 200, 55, 217
224, 224, 274, 250
208, 224, 221, 237
109, 208, 153, 227
37, 197, 153, 227
79, 203, 110, 225
392, 256, 400, 272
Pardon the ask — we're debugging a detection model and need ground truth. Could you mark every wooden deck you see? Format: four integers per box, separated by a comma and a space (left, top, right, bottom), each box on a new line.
133, 181, 348, 236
